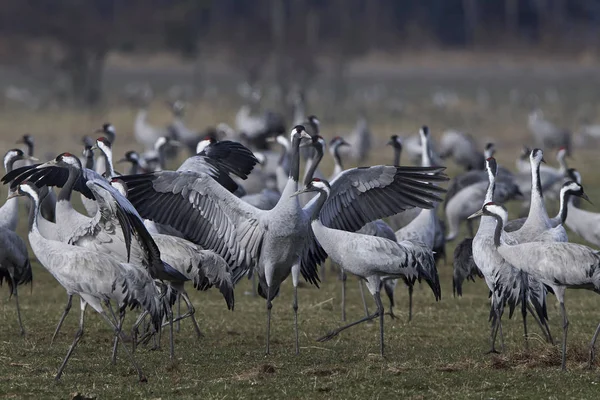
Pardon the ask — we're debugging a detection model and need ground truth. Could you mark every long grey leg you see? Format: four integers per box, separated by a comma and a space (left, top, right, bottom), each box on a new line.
266, 286, 272, 355
10, 275, 25, 336
111, 308, 126, 365
168, 302, 175, 360
175, 293, 181, 333
341, 269, 347, 322
98, 311, 147, 382
373, 291, 385, 356
180, 291, 203, 338
588, 321, 600, 369
358, 280, 369, 317
51, 295, 73, 345
251, 273, 258, 297
521, 301, 529, 350
407, 285, 414, 322
293, 284, 299, 355
317, 307, 380, 342
55, 299, 86, 381
560, 301, 569, 371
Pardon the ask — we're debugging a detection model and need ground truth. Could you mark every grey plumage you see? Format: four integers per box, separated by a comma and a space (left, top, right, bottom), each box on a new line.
297, 179, 441, 356
0, 225, 32, 335
120, 126, 448, 355
504, 181, 588, 232
469, 157, 552, 353
475, 202, 600, 371
15, 182, 160, 381
452, 238, 482, 297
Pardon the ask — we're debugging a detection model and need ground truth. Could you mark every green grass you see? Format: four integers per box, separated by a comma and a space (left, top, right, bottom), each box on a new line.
4, 252, 600, 399
3, 72, 600, 398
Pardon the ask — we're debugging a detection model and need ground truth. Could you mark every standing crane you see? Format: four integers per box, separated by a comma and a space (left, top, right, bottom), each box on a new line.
118, 126, 448, 355
294, 178, 441, 356
470, 202, 600, 371
11, 182, 162, 381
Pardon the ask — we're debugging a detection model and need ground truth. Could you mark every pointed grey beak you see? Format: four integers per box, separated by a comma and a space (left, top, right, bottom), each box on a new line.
35, 159, 57, 169
582, 193, 593, 205
300, 131, 312, 140
290, 188, 307, 197
541, 157, 547, 164
6, 192, 20, 200
116, 158, 127, 164
467, 209, 484, 219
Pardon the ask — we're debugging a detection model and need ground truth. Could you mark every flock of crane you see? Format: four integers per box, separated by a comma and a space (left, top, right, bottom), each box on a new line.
2, 96, 600, 383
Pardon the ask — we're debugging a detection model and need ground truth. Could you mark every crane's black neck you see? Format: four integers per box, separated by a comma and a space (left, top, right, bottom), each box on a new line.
303, 146, 323, 187
531, 160, 543, 202
102, 148, 115, 178
557, 190, 570, 224
493, 214, 504, 248
310, 188, 329, 221
27, 194, 40, 233
129, 161, 139, 175
26, 142, 34, 157
393, 146, 401, 167
333, 145, 344, 171
58, 166, 81, 202
158, 146, 167, 170
290, 135, 302, 182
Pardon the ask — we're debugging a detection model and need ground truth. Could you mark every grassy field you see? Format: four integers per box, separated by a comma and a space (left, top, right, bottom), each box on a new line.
2, 66, 600, 398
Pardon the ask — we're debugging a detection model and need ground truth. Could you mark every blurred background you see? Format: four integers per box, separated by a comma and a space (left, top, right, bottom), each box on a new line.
1, 0, 600, 157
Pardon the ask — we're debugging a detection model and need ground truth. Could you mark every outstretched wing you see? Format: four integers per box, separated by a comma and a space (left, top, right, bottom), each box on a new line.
119, 171, 265, 281
302, 165, 447, 271
198, 140, 258, 179
2, 164, 98, 199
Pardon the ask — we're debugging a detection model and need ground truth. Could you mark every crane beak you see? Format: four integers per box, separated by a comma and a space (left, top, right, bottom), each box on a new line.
339, 140, 350, 147
300, 131, 312, 140
90, 144, 99, 151
116, 158, 127, 164
291, 187, 309, 197
35, 159, 57, 169
386, 140, 394, 146
581, 193, 593, 205
25, 156, 39, 162
541, 157, 547, 164
5, 192, 20, 201
467, 209, 484, 219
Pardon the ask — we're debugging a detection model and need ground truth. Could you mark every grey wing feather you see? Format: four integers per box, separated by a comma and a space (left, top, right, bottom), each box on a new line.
121, 171, 264, 282
302, 165, 447, 270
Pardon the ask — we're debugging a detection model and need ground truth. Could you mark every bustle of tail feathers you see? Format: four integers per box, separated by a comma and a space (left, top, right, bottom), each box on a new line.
191, 251, 235, 310
118, 264, 164, 331
0, 259, 33, 296
452, 238, 482, 297
402, 240, 441, 301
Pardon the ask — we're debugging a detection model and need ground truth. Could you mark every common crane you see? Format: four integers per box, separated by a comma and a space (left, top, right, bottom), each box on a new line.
294, 179, 441, 356
470, 202, 600, 371
11, 182, 162, 381
118, 126, 448, 355
466, 157, 552, 353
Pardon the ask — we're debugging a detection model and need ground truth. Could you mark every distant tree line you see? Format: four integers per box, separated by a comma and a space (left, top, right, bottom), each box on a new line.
1, 0, 598, 106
